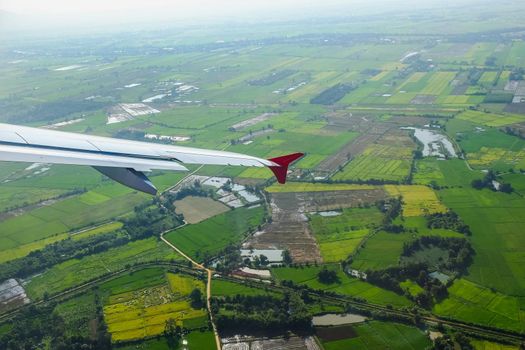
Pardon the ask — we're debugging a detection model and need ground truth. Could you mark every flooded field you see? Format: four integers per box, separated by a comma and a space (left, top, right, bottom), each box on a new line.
402, 127, 457, 158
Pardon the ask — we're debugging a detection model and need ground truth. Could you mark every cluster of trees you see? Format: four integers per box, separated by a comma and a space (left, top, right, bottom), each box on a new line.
366, 262, 448, 308
248, 69, 295, 86
426, 211, 471, 235
471, 170, 513, 193
0, 303, 110, 350
432, 332, 473, 350
0, 232, 126, 281
123, 203, 183, 239
310, 83, 356, 105
317, 268, 340, 284
376, 197, 404, 232
365, 237, 473, 308
213, 293, 312, 334
215, 244, 243, 273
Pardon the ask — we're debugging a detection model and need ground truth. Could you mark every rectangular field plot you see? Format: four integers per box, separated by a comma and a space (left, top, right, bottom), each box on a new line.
271, 265, 412, 307
420, 72, 456, 95
332, 144, 413, 182
433, 279, 525, 333
385, 185, 447, 217
457, 110, 525, 127
24, 238, 182, 299
320, 321, 431, 350
439, 188, 525, 296
165, 206, 264, 261
104, 272, 206, 342
310, 207, 383, 262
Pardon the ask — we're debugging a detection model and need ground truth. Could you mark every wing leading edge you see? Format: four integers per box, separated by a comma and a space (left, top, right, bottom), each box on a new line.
0, 123, 304, 194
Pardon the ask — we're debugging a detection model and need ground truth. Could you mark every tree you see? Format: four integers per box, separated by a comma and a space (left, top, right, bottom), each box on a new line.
282, 249, 293, 265
190, 288, 204, 309
317, 268, 339, 284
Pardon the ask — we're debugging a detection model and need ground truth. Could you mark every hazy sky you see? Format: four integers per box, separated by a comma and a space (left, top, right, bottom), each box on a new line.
1, 0, 358, 15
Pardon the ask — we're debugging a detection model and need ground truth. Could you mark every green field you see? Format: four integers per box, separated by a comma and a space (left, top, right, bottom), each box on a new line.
25, 238, 182, 299
439, 188, 525, 296
320, 321, 431, 350
272, 265, 412, 307
433, 279, 525, 333
165, 206, 264, 261
333, 144, 413, 182
309, 207, 383, 262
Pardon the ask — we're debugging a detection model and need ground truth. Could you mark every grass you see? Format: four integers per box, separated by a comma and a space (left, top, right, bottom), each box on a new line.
333, 144, 413, 182
0, 183, 147, 254
433, 279, 525, 333
385, 185, 447, 217
212, 279, 276, 297
272, 265, 412, 307
266, 182, 377, 193
25, 238, 182, 299
309, 207, 383, 262
164, 206, 264, 261
413, 158, 481, 187
55, 292, 97, 338
320, 321, 431, 350
457, 110, 525, 127
439, 187, 525, 296
350, 231, 407, 271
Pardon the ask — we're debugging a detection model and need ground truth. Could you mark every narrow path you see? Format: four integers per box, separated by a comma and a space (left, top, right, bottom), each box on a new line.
160, 227, 221, 350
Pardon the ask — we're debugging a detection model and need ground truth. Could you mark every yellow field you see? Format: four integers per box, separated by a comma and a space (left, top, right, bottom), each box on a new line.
105, 277, 207, 342
420, 72, 456, 95
266, 182, 378, 193
457, 110, 525, 127
385, 185, 447, 216
468, 147, 525, 167
167, 273, 205, 296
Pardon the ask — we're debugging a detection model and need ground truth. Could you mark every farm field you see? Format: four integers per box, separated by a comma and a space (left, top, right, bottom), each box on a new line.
1, 5, 525, 349
385, 185, 447, 217
332, 143, 413, 182
439, 188, 525, 296
433, 279, 525, 333
309, 207, 383, 262
103, 271, 206, 342
174, 196, 230, 224
319, 321, 431, 350
272, 265, 412, 307
25, 238, 182, 299
164, 206, 264, 261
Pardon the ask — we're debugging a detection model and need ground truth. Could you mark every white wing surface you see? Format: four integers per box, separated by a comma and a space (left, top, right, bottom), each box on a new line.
0, 123, 303, 194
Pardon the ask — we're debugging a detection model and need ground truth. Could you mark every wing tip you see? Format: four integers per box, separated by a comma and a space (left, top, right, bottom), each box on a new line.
267, 152, 304, 184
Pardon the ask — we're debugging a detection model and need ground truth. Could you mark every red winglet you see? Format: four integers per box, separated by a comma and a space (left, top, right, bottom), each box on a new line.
268, 152, 304, 184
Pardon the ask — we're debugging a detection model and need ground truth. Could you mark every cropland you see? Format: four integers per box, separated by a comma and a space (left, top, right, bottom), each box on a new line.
1, 2, 525, 350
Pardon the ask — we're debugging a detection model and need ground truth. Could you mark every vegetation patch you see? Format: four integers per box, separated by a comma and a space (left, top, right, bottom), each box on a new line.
385, 185, 447, 217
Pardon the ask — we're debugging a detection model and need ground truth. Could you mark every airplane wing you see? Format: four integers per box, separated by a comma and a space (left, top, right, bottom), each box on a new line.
0, 123, 303, 194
